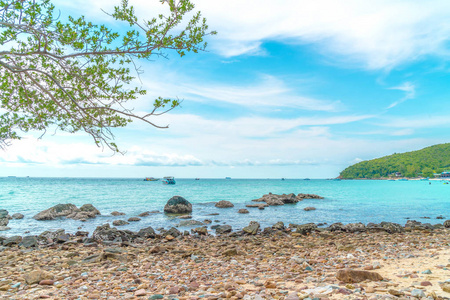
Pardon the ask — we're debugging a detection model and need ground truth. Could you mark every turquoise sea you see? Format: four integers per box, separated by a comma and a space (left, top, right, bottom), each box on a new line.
0, 177, 449, 237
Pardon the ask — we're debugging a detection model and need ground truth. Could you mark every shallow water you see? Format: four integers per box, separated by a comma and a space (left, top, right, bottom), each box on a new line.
0, 177, 448, 237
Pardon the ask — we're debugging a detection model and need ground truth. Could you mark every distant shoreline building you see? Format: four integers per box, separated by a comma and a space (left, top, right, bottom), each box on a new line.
434, 171, 450, 178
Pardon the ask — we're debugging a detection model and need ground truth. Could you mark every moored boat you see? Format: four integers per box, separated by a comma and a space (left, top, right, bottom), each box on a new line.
162, 176, 176, 184
144, 177, 159, 181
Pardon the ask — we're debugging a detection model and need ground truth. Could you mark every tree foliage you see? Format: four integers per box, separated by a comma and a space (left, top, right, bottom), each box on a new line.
0, 0, 215, 151
340, 143, 450, 179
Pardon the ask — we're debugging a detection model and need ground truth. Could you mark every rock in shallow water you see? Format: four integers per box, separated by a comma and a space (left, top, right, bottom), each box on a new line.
164, 196, 192, 214
215, 200, 234, 208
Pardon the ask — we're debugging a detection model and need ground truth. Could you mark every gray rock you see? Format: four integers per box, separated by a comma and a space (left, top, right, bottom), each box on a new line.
137, 226, 156, 239
111, 211, 125, 216
304, 206, 316, 211
178, 220, 204, 227
33, 204, 79, 220
272, 221, 285, 231
297, 193, 324, 199
238, 209, 249, 214
3, 235, 22, 246
292, 223, 317, 235
0, 215, 8, 227
39, 229, 66, 242
20, 236, 38, 248
380, 222, 404, 233
192, 226, 208, 235
92, 223, 131, 242
138, 211, 150, 217
162, 227, 181, 238
113, 220, 129, 226
56, 233, 70, 243
0, 226, 10, 231
0, 209, 8, 218
411, 289, 426, 298
265, 197, 285, 206
128, 217, 141, 222
243, 221, 260, 235
343, 223, 366, 233
444, 220, 450, 228
164, 196, 192, 214
215, 225, 232, 234
11, 213, 24, 219
80, 204, 100, 215
215, 200, 234, 208
329, 222, 344, 231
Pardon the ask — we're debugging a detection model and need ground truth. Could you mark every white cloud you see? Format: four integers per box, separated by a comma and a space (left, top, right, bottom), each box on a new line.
387, 82, 416, 108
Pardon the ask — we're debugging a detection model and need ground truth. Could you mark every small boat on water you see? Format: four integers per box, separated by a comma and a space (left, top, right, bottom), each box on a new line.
144, 177, 159, 181
195, 178, 200, 180
304, 178, 310, 180
281, 178, 285, 181
225, 177, 231, 180
397, 178, 408, 181
162, 176, 176, 184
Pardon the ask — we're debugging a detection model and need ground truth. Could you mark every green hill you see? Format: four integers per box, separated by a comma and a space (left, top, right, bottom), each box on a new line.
339, 143, 450, 179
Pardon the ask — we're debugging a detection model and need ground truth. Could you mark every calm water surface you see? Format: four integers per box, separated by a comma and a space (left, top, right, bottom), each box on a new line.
0, 177, 449, 237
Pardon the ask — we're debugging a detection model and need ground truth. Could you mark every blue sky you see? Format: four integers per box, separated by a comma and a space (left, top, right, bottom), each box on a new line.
2, 0, 450, 178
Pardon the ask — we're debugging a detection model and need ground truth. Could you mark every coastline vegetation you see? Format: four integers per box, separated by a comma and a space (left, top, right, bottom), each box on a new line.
339, 143, 450, 179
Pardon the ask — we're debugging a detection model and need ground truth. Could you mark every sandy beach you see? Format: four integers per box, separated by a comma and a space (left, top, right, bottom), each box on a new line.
1, 225, 449, 300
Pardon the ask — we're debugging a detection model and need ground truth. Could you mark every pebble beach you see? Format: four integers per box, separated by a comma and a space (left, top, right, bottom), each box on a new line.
1, 222, 450, 300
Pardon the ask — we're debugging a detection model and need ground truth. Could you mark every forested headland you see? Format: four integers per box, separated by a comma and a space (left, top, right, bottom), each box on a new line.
339, 143, 450, 179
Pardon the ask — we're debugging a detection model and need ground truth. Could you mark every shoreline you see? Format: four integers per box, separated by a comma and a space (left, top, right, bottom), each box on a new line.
0, 223, 449, 299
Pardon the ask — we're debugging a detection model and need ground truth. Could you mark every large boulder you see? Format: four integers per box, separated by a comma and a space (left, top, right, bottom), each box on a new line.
39, 229, 66, 243
291, 223, 318, 235
24, 270, 54, 285
33, 204, 79, 220
178, 220, 204, 227
380, 222, 404, 233
164, 196, 192, 214
113, 220, 129, 226
215, 225, 232, 234
343, 223, 366, 233
215, 200, 234, 208
34, 204, 100, 221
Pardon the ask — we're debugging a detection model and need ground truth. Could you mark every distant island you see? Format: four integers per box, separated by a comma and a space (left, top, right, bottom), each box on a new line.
339, 143, 450, 179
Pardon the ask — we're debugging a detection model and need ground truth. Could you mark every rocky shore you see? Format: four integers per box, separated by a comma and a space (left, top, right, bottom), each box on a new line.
0, 219, 450, 299
1, 194, 450, 299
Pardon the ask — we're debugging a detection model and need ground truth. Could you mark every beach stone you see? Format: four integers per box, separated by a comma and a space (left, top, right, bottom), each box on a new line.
0, 226, 10, 231
134, 289, 147, 296
149, 294, 164, 299
291, 223, 317, 235
343, 223, 366, 233
179, 220, 204, 226
238, 209, 249, 214
3, 235, 22, 246
441, 283, 450, 293
304, 206, 316, 211
272, 221, 285, 230
411, 289, 426, 298
380, 222, 404, 233
39, 280, 55, 286
113, 220, 129, 226
215, 200, 234, 208
163, 227, 181, 238
11, 213, 24, 219
444, 220, 450, 228
329, 222, 344, 231
336, 269, 383, 283
138, 211, 150, 217
223, 248, 238, 256
216, 225, 232, 234
67, 204, 101, 220
137, 226, 156, 239
24, 270, 54, 285
421, 281, 432, 286
192, 226, 208, 235
80, 204, 101, 215
128, 217, 141, 222
33, 203, 79, 220
19, 236, 38, 248
164, 196, 192, 214
111, 211, 125, 216
243, 221, 260, 235
93, 223, 130, 242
